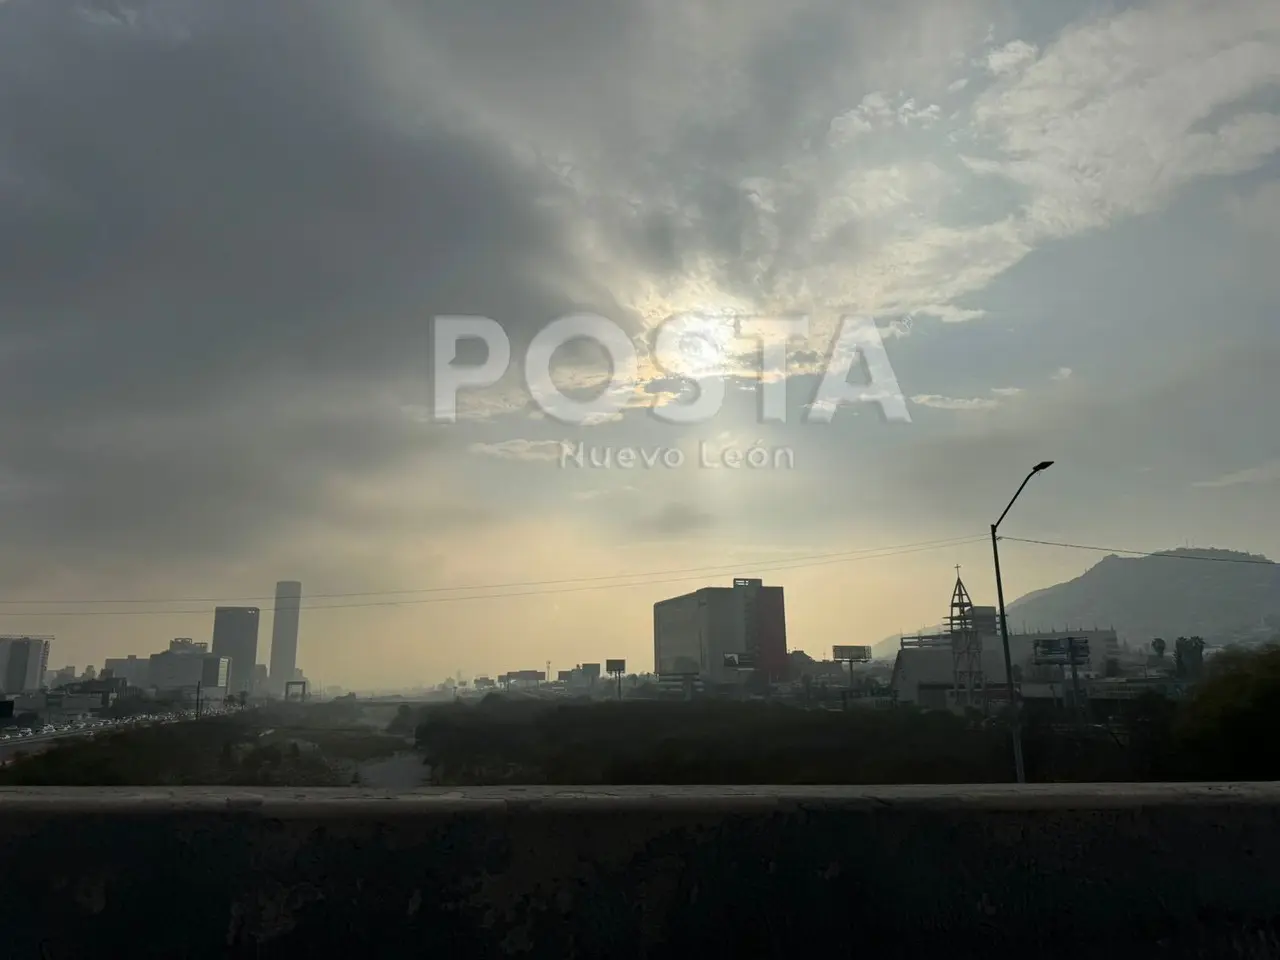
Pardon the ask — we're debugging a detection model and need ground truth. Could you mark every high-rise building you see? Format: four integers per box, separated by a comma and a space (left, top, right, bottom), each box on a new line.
268, 581, 302, 697
211, 607, 260, 696
653, 579, 788, 683
0, 636, 52, 694
103, 655, 151, 689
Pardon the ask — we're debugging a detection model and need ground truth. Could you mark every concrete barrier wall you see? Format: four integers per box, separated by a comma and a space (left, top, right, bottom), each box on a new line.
2, 784, 1280, 959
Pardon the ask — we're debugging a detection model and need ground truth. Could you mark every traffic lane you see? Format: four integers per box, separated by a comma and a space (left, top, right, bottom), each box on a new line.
0, 718, 191, 764
0, 727, 124, 762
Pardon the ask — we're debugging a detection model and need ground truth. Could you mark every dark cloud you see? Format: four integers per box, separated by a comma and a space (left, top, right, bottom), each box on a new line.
632, 502, 717, 539
0, 0, 605, 583
877, 341, 1280, 533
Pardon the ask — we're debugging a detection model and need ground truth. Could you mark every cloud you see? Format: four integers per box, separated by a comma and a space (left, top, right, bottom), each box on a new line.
1051, 367, 1073, 381
969, 1, 1280, 239
911, 394, 1001, 411
632, 502, 716, 539
990, 387, 1024, 397
572, 485, 639, 501
882, 342, 1280, 534
1193, 460, 1280, 489
1227, 180, 1280, 237
0, 0, 640, 590
468, 439, 567, 462
984, 39, 1038, 76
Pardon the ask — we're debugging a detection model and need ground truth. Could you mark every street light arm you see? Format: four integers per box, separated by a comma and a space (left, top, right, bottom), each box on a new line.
993, 468, 1040, 532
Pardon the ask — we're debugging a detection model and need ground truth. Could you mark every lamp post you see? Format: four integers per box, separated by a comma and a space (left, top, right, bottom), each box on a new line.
991, 460, 1054, 785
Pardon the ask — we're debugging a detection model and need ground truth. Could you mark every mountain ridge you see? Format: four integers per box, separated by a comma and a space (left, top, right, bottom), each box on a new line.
872, 547, 1280, 657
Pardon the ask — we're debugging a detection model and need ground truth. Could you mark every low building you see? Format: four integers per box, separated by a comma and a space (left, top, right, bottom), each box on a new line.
12, 692, 106, 722
888, 573, 1120, 711
104, 655, 151, 689
148, 648, 230, 695
890, 630, 1121, 710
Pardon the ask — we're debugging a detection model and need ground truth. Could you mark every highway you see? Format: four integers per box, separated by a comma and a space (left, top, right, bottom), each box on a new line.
0, 710, 230, 765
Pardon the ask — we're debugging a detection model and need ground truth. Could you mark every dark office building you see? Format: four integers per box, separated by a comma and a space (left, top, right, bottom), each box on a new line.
211, 606, 260, 697
653, 578, 788, 683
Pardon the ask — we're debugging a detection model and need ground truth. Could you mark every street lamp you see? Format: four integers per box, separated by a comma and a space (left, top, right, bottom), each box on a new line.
991, 460, 1053, 784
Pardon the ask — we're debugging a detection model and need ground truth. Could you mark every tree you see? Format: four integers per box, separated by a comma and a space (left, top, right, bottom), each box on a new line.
1173, 636, 1207, 680
1152, 638, 1166, 659
387, 704, 415, 735
1176, 643, 1280, 779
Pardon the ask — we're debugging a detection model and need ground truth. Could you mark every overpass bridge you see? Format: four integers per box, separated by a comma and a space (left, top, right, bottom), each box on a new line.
1, 783, 1278, 958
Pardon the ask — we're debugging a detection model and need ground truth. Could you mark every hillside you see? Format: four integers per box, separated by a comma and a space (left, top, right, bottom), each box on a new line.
872, 629, 938, 659
1005, 548, 1280, 647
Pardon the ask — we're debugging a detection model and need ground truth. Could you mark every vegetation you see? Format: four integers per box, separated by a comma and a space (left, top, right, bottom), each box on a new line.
412, 698, 1012, 785
405, 644, 1280, 786
6, 646, 1280, 786
0, 714, 346, 786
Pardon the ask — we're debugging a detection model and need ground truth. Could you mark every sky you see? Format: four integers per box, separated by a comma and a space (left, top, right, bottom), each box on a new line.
0, 0, 1276, 689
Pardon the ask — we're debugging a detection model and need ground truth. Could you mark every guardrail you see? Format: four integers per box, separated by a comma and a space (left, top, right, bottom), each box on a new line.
1, 784, 1279, 958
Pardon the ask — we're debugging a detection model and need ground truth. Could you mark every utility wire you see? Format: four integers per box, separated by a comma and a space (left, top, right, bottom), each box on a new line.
0, 537, 983, 604
1001, 537, 1278, 565
12, 534, 1266, 619
0, 535, 989, 617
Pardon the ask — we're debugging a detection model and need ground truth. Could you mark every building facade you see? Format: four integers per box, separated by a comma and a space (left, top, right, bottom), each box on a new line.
653, 579, 787, 683
148, 647, 231, 693
211, 607, 260, 697
268, 581, 302, 697
0, 636, 52, 694
103, 655, 151, 688
890, 628, 1122, 709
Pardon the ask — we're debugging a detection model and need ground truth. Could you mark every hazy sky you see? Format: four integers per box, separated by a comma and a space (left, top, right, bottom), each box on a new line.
1, 0, 1276, 688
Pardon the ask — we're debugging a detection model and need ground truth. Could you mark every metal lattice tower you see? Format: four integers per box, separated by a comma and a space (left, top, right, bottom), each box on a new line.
946, 567, 986, 713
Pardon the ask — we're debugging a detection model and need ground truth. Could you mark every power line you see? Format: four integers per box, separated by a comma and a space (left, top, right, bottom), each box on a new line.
0, 535, 983, 606
1001, 537, 1277, 565
0, 535, 981, 606
0, 535, 988, 617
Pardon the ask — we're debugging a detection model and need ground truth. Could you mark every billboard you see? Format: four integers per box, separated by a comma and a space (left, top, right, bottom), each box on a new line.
833, 645, 873, 662
606, 659, 626, 674
557, 670, 572, 682
1033, 637, 1090, 666
723, 652, 755, 668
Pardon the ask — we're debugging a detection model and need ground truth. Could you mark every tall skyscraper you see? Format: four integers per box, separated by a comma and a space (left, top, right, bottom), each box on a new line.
0, 636, 52, 693
268, 581, 302, 697
211, 607, 260, 697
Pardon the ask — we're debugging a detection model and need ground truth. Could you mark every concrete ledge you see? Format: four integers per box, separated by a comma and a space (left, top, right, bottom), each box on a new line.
3, 784, 1280, 959
1, 780, 1279, 811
